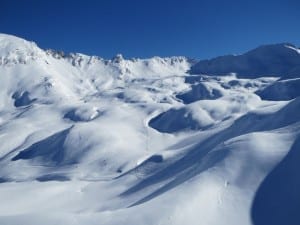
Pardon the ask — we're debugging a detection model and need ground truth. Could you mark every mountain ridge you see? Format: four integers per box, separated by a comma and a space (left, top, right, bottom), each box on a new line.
2, 33, 300, 80
190, 42, 300, 78
0, 33, 194, 68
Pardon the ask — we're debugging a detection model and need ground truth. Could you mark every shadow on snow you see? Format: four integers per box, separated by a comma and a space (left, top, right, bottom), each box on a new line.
120, 98, 300, 207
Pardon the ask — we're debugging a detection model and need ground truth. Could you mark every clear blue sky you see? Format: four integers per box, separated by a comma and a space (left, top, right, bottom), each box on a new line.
1, 0, 299, 59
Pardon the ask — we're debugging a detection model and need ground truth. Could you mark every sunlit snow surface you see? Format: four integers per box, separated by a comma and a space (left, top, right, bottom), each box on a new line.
0, 34, 300, 225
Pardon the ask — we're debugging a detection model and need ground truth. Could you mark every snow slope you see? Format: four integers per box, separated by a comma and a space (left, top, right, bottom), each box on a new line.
190, 43, 300, 78
0, 33, 300, 225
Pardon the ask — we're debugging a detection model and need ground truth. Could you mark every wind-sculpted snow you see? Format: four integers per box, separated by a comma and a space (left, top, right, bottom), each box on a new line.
252, 134, 300, 225
11, 127, 75, 166
122, 98, 300, 206
149, 106, 214, 133
64, 105, 102, 122
176, 82, 223, 104
256, 78, 300, 100
0, 33, 300, 225
12, 91, 36, 107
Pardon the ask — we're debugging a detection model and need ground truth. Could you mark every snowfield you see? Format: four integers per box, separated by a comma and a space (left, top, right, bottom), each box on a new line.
0, 33, 299, 225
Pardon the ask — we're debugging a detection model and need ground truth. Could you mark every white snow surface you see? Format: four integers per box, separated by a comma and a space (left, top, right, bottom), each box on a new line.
0, 33, 300, 225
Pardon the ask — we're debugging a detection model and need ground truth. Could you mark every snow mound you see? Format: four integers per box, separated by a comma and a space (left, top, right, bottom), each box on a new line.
12, 91, 36, 107
11, 127, 77, 166
149, 93, 260, 133
176, 82, 223, 104
64, 105, 101, 122
149, 106, 214, 133
256, 78, 300, 100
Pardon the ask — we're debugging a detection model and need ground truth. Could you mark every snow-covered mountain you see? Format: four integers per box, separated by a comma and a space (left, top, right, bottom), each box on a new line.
190, 43, 300, 78
0, 33, 299, 225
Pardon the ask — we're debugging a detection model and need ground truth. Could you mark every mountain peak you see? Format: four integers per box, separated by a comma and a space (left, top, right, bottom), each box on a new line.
111, 54, 124, 63
0, 33, 40, 55
245, 42, 299, 55
0, 33, 45, 65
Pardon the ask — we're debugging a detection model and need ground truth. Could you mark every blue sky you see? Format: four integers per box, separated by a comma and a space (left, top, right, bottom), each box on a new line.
1, 0, 299, 59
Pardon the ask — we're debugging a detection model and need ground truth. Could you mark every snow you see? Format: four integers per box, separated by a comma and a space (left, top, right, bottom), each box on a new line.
0, 33, 300, 225
190, 43, 300, 78
256, 78, 300, 100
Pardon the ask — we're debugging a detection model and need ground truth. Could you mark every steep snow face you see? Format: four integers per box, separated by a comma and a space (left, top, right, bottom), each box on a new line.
190, 43, 300, 78
0, 34, 300, 225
